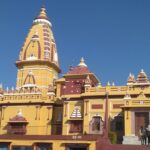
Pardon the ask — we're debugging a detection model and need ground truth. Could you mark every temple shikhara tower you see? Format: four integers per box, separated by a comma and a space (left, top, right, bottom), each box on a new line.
0, 6, 150, 150
16, 7, 60, 91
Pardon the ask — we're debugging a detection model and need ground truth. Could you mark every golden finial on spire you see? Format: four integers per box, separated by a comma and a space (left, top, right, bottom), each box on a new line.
78, 57, 87, 67
33, 5, 52, 27
39, 5, 47, 17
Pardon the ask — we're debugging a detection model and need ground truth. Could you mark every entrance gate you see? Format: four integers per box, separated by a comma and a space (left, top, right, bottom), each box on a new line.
135, 112, 149, 135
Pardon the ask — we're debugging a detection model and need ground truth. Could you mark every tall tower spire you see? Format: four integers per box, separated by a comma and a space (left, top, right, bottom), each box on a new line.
16, 6, 60, 90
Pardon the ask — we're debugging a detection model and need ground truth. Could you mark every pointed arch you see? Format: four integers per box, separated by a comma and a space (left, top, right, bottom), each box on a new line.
23, 40, 41, 60
24, 73, 36, 85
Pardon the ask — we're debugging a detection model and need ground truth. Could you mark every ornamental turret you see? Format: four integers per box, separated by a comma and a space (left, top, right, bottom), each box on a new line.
61, 57, 99, 95
127, 73, 136, 85
16, 6, 60, 91
136, 69, 149, 84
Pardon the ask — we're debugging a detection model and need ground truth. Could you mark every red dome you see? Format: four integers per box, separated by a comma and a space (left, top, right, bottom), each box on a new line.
9, 115, 27, 123
67, 66, 91, 75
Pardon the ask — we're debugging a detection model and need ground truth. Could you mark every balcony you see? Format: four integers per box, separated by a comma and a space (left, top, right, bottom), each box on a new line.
7, 125, 27, 135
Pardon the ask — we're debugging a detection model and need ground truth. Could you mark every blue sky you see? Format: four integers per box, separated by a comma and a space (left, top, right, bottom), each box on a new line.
0, 0, 150, 88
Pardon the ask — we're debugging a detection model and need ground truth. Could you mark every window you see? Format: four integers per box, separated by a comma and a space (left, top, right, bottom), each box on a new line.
69, 120, 82, 133
0, 144, 9, 150
36, 144, 52, 150
115, 116, 124, 131
66, 144, 88, 150
12, 146, 33, 150
91, 116, 100, 131
89, 116, 103, 134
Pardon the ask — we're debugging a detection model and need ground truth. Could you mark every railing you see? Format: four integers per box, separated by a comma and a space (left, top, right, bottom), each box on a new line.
124, 99, 150, 106
85, 87, 106, 93
131, 100, 150, 105
85, 86, 128, 93
1, 94, 42, 101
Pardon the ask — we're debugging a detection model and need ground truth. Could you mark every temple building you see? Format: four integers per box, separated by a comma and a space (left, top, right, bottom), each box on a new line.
0, 6, 150, 150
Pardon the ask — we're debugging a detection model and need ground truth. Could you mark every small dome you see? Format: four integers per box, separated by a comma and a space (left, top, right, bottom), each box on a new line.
9, 110, 27, 123
17, 109, 23, 117
67, 58, 91, 75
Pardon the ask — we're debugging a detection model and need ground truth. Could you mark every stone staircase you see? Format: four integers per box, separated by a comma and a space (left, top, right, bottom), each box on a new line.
96, 136, 150, 150
123, 135, 141, 145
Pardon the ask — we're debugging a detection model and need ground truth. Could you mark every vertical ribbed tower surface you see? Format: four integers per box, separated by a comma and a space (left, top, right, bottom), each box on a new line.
16, 6, 60, 91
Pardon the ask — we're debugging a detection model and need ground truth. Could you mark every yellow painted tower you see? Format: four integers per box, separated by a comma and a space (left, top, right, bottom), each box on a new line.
16, 6, 60, 91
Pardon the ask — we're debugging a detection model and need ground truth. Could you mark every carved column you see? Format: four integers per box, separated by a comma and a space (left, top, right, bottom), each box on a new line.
35, 105, 41, 120
35, 105, 39, 120
2, 106, 6, 120
47, 106, 52, 120
64, 101, 68, 117
38, 105, 41, 120
85, 99, 89, 116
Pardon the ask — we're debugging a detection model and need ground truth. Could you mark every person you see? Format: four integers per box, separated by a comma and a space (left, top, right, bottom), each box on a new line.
139, 126, 147, 145
146, 125, 150, 146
